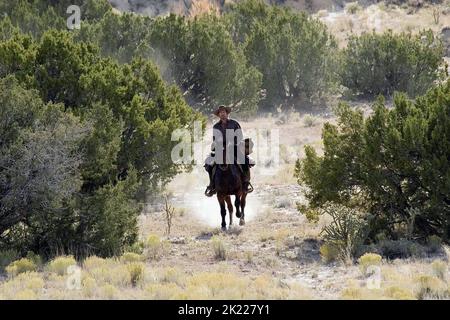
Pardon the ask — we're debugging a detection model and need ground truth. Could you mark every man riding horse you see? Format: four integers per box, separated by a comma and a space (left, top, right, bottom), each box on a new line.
204, 105, 255, 197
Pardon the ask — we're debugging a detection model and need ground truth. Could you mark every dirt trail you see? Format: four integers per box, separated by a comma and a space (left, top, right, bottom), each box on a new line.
138, 112, 367, 298
141, 158, 360, 299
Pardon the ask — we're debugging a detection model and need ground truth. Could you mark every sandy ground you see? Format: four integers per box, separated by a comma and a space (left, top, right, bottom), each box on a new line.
316, 3, 450, 48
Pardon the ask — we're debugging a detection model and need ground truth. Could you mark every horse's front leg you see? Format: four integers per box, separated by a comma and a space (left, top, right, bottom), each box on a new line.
225, 196, 233, 227
234, 193, 241, 218
239, 193, 247, 226
217, 194, 227, 231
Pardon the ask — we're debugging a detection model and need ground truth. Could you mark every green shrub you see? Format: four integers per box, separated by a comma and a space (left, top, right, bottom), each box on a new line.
160, 267, 184, 285
211, 236, 227, 261
127, 262, 145, 286
303, 114, 317, 127
121, 252, 142, 263
296, 80, 450, 241
0, 26, 203, 258
146, 234, 161, 247
296, 203, 320, 223
150, 13, 262, 115
0, 77, 87, 258
345, 2, 362, 14
377, 240, 426, 259
415, 275, 448, 299
319, 243, 340, 264
47, 256, 77, 276
379, 240, 409, 259
319, 203, 368, 262
26, 252, 43, 268
228, 0, 338, 111
0, 249, 19, 272
354, 242, 379, 258
412, 242, 428, 256
145, 234, 169, 260
357, 253, 382, 274
340, 30, 444, 98
82, 277, 97, 298
5, 258, 37, 276
77, 170, 141, 257
427, 235, 442, 253
82, 256, 110, 270
124, 240, 145, 255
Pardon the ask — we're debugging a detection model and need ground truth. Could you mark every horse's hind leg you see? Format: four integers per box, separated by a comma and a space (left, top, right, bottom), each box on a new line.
225, 196, 233, 226
235, 193, 241, 219
217, 194, 227, 231
239, 193, 247, 226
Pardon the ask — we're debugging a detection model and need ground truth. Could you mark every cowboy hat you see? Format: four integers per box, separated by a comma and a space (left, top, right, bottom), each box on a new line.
213, 105, 231, 116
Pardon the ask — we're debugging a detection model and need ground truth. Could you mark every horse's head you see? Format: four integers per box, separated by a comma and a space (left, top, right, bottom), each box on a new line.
214, 164, 242, 195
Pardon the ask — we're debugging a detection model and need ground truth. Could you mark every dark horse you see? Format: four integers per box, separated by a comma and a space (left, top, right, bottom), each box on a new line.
214, 163, 247, 230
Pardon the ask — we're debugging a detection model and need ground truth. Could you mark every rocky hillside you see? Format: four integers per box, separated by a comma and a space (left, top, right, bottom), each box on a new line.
108, 0, 224, 16
107, 0, 450, 55
106, 0, 371, 16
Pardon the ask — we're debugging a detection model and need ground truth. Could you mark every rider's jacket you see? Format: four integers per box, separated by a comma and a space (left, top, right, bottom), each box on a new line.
212, 118, 245, 165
